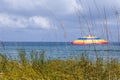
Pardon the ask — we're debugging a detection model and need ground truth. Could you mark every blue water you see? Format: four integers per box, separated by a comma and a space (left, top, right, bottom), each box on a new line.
0, 42, 120, 60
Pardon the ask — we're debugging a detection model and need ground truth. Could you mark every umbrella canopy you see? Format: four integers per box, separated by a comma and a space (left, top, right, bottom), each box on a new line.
72, 36, 108, 45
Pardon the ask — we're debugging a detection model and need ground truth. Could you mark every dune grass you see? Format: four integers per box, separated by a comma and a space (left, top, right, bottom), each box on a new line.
0, 50, 120, 80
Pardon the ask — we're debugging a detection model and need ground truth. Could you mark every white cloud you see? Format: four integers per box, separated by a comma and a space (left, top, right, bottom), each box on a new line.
29, 16, 52, 29
0, 13, 54, 29
2, 0, 82, 14
0, 13, 27, 28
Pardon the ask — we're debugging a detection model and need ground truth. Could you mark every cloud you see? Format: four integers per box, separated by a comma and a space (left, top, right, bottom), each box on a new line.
77, 0, 120, 16
1, 0, 82, 15
1, 0, 120, 16
0, 13, 54, 29
29, 16, 53, 29
0, 13, 27, 28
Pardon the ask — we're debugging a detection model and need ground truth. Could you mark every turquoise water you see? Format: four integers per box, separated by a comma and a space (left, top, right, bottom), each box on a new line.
0, 42, 120, 60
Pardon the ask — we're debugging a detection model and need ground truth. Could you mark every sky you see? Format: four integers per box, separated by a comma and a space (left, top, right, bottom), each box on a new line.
0, 0, 120, 42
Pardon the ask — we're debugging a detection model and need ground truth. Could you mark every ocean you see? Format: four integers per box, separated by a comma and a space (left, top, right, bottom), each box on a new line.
0, 42, 120, 60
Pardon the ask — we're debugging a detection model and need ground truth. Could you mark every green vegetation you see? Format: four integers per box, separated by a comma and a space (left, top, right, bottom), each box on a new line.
0, 50, 120, 80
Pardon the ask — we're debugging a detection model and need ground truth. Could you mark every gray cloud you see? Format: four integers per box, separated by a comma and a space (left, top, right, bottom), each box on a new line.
0, 0, 81, 15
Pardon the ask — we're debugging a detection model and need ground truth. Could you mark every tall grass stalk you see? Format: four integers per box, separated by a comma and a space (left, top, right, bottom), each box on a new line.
114, 8, 120, 43
75, 7, 98, 60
